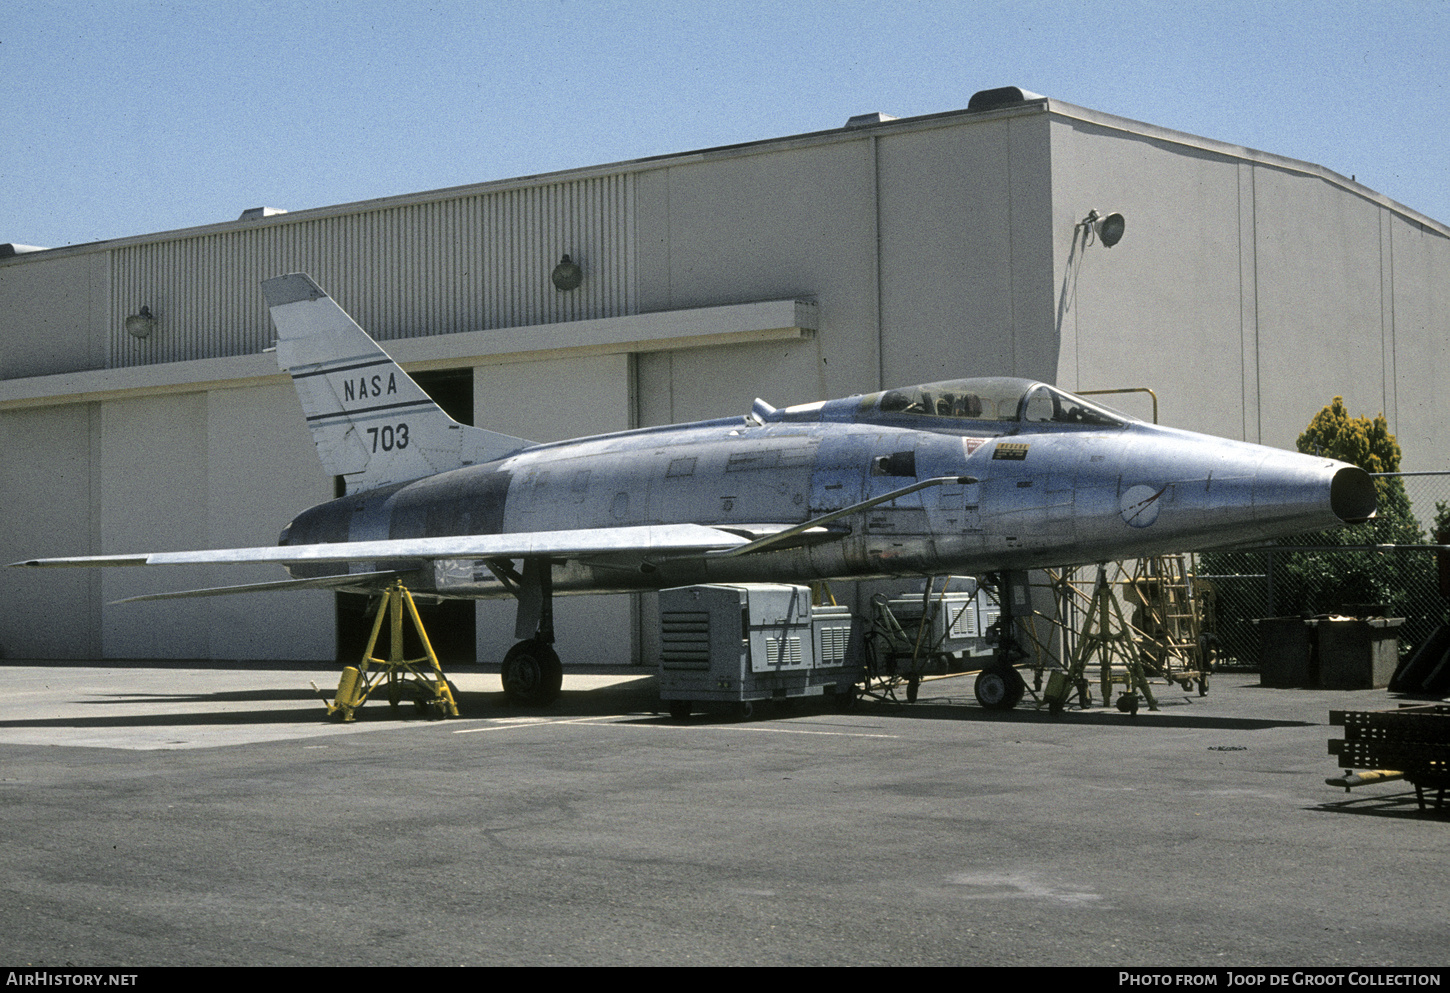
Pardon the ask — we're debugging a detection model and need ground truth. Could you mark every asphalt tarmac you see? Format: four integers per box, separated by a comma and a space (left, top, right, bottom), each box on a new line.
0, 660, 1445, 968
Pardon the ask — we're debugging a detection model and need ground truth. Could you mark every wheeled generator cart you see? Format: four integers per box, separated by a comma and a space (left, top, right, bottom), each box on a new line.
658, 583, 860, 718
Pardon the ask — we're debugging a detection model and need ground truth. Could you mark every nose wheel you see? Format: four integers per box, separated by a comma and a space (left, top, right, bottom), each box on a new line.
974, 664, 1026, 710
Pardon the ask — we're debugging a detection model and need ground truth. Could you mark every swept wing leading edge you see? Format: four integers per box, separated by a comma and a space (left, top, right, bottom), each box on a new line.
9, 523, 759, 571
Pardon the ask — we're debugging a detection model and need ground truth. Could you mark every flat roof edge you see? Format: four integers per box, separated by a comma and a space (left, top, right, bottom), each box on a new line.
7, 94, 1444, 258
0, 103, 1054, 264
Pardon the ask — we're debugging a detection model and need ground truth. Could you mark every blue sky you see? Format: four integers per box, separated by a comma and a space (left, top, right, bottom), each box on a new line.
5, 0, 1448, 248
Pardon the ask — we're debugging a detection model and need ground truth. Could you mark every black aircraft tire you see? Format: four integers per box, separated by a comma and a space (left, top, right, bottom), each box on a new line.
668, 699, 692, 720
974, 665, 1025, 711
501, 640, 563, 706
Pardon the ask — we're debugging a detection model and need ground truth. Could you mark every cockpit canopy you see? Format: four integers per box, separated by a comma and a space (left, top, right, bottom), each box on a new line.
858, 377, 1131, 427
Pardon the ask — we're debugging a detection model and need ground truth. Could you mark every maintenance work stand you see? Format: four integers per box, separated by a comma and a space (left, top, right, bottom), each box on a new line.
315, 580, 459, 721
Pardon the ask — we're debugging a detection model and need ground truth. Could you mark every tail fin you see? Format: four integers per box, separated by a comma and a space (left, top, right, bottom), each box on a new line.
263, 273, 532, 494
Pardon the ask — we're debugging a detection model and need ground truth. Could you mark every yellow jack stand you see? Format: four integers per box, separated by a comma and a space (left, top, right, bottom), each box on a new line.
318, 581, 460, 722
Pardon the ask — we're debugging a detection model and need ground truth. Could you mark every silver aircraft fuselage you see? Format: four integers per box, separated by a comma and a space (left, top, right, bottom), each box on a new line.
278, 377, 1377, 597
12, 275, 1380, 709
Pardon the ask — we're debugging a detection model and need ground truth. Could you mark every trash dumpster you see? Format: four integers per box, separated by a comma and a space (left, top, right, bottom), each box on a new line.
1256, 615, 1404, 689
1255, 616, 1315, 688
1317, 617, 1403, 689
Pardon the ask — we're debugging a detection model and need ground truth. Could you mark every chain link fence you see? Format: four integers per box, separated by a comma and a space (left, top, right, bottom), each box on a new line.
1197, 472, 1450, 668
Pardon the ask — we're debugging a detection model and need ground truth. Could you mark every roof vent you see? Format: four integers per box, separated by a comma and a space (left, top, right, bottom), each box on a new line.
967, 87, 1046, 112
0, 243, 49, 258
238, 207, 288, 221
844, 112, 898, 129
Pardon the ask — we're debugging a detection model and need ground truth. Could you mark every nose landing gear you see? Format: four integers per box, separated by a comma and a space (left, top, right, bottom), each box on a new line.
974, 571, 1030, 711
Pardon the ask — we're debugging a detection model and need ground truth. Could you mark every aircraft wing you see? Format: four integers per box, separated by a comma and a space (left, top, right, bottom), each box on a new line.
13, 477, 954, 576
10, 524, 763, 571
12, 523, 847, 604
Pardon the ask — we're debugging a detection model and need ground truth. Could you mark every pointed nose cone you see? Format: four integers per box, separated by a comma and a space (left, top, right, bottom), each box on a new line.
1251, 454, 1376, 537
1084, 427, 1381, 562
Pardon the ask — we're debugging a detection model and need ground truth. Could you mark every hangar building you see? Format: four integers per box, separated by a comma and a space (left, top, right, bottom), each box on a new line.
3, 87, 1448, 667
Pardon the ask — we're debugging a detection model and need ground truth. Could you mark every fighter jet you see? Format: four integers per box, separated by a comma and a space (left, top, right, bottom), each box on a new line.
13, 274, 1378, 707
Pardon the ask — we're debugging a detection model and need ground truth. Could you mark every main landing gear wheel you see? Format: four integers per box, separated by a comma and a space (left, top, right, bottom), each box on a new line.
974, 665, 1026, 711
668, 699, 693, 720
501, 640, 563, 706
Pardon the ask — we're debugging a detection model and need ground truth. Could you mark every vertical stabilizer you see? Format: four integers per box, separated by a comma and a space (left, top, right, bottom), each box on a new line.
263, 273, 532, 493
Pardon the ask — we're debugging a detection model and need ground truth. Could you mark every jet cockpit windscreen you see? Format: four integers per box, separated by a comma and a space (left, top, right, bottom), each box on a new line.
864, 378, 1130, 427
1019, 383, 1130, 426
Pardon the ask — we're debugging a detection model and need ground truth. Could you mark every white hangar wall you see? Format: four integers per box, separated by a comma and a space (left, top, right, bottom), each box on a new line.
0, 384, 335, 661
1045, 105, 1450, 471
3, 92, 1448, 664
1389, 218, 1450, 468
0, 402, 101, 658
93, 386, 336, 660
0, 252, 109, 380
632, 132, 884, 422
629, 106, 1058, 429
876, 111, 1057, 387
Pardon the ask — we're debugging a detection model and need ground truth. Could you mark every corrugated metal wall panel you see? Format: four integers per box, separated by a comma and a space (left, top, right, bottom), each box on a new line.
108, 174, 636, 367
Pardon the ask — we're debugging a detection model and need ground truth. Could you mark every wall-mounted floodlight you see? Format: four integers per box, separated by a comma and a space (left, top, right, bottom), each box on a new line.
551, 253, 583, 291
1080, 209, 1126, 248
125, 306, 157, 339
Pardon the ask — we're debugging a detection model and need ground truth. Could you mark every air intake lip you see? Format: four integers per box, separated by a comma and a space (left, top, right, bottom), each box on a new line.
1330, 466, 1377, 524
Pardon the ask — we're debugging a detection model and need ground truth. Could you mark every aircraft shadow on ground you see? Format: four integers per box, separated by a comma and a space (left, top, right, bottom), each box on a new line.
848, 698, 1315, 732
455, 677, 664, 719
0, 676, 669, 730
0, 675, 1315, 733
0, 658, 350, 672
86, 688, 324, 705
1310, 790, 1450, 820
0, 705, 338, 730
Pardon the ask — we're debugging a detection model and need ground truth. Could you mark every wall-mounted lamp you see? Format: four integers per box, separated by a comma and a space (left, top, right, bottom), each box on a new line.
551, 253, 583, 291
125, 306, 157, 339
1079, 209, 1126, 248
